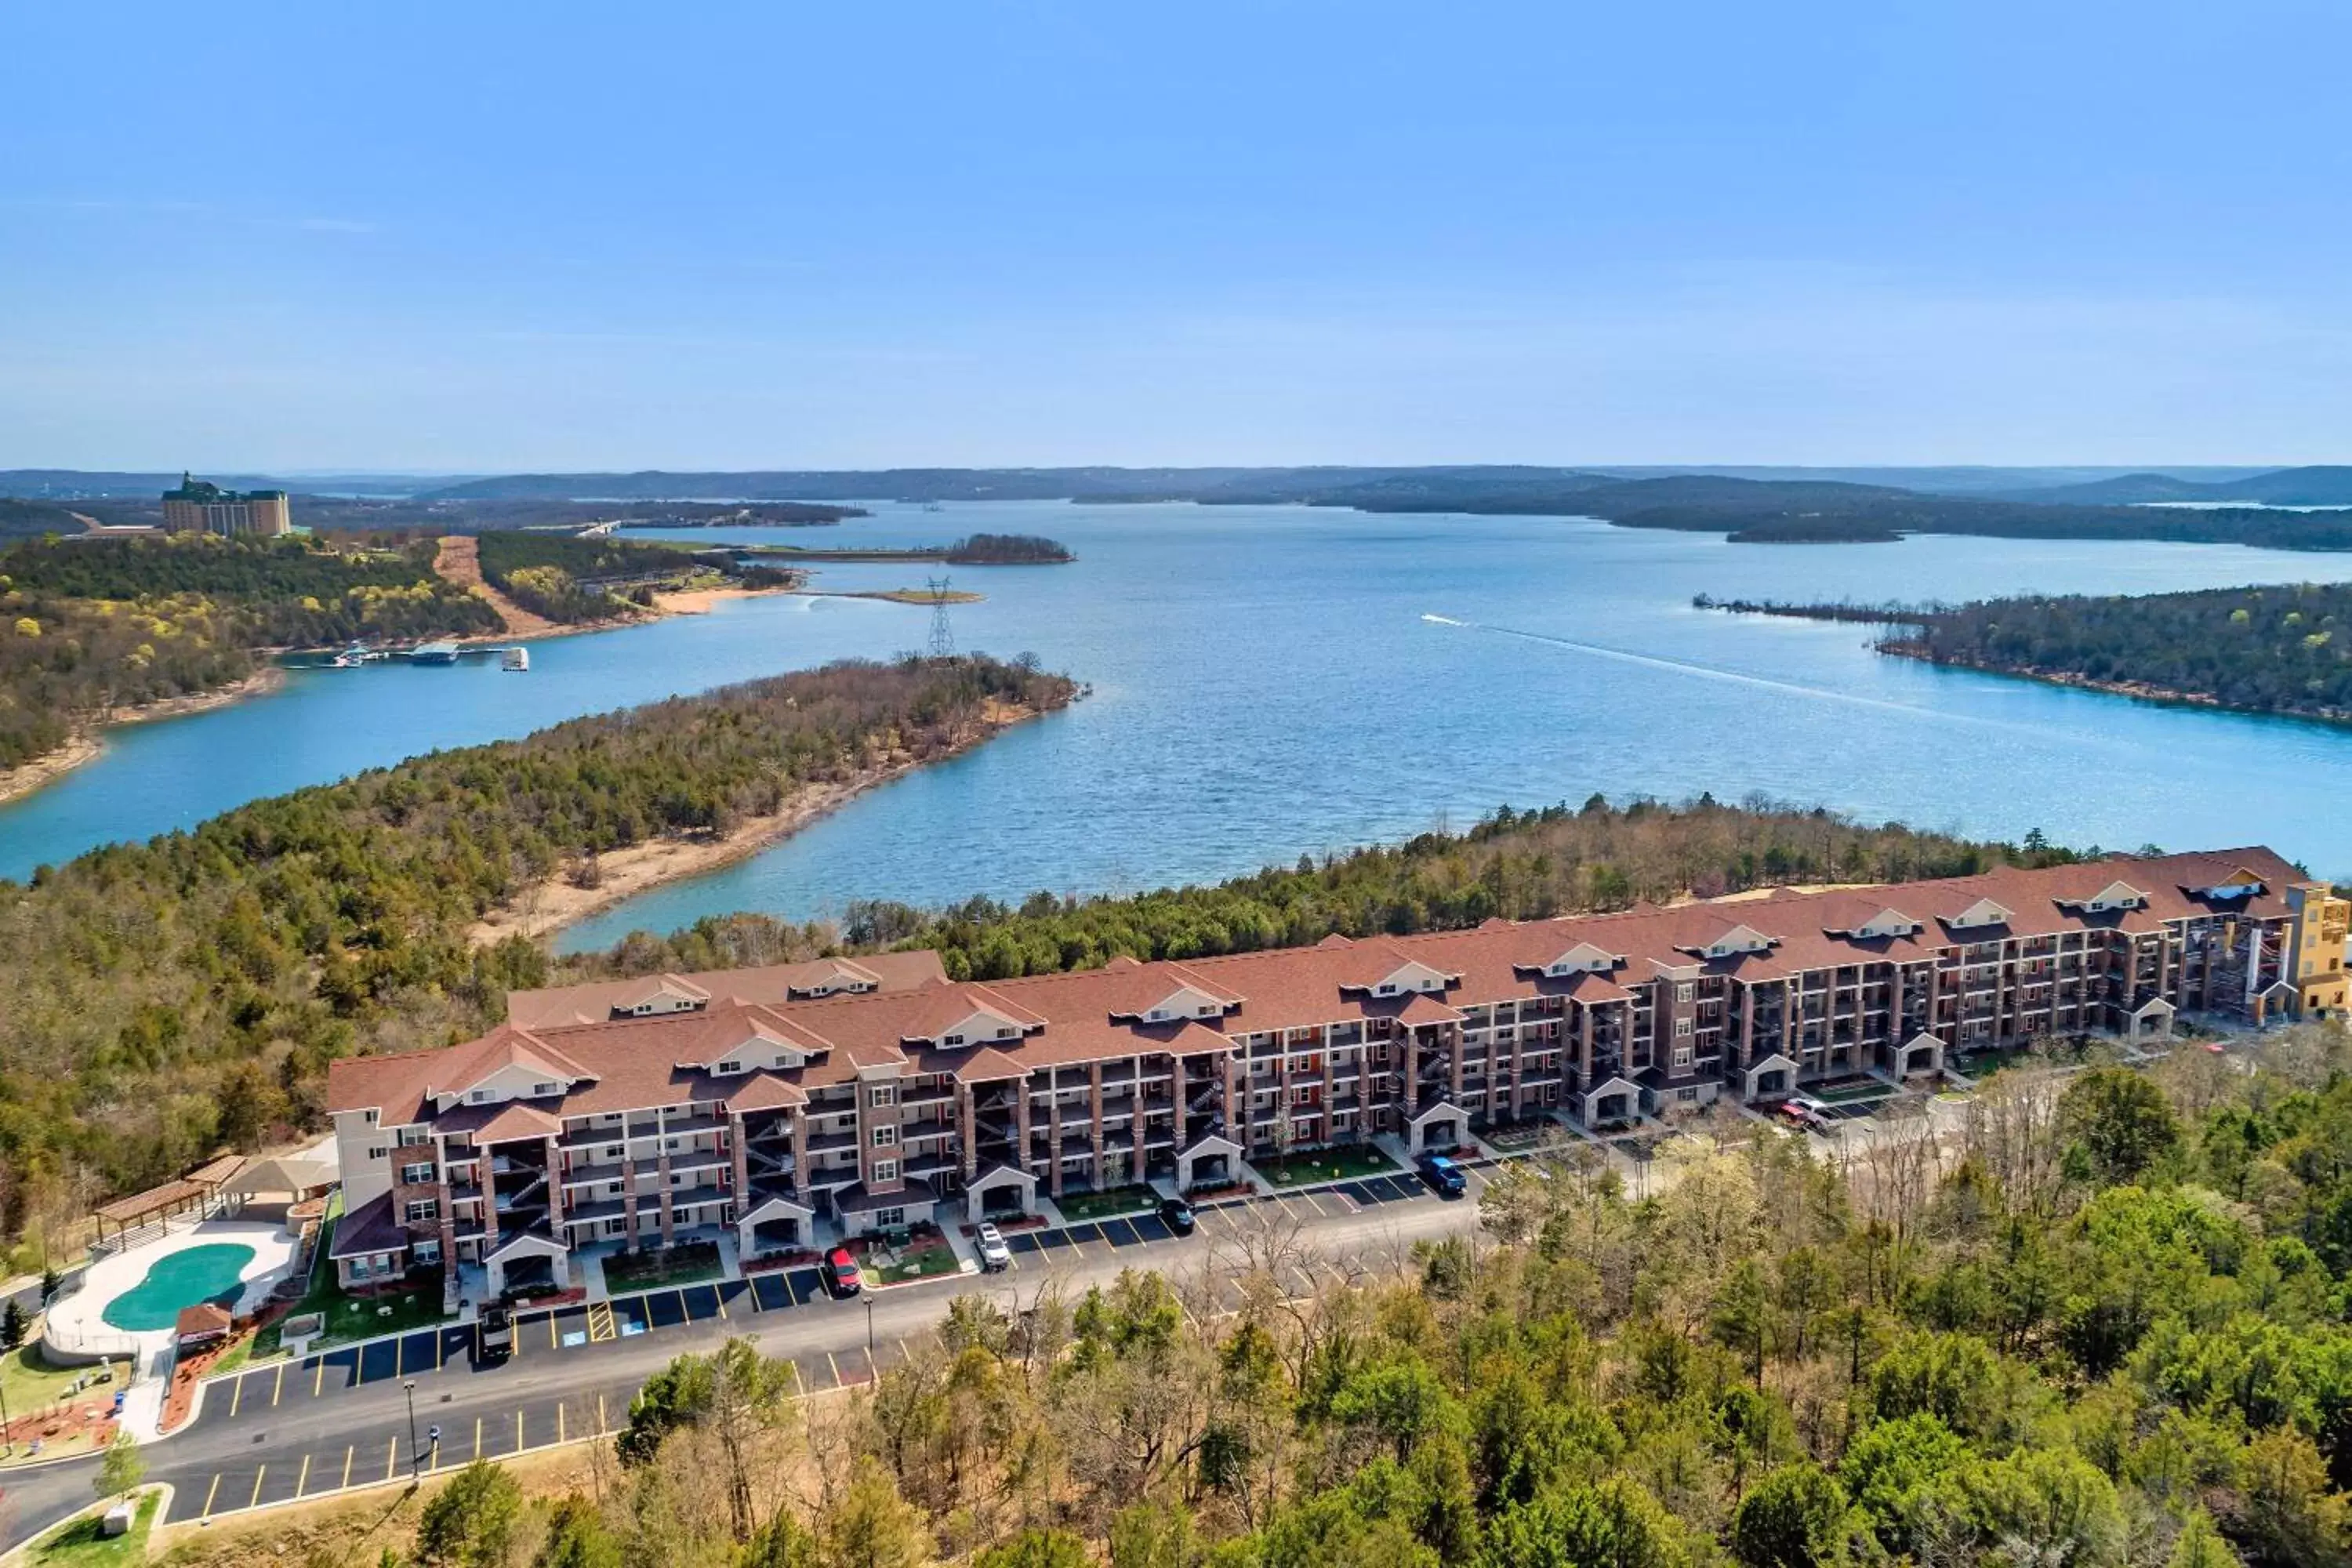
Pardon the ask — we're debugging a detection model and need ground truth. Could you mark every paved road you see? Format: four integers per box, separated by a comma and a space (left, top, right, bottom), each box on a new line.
0, 1174, 1486, 1549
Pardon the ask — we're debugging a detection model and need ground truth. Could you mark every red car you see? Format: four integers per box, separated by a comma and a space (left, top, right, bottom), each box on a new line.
825, 1245, 862, 1297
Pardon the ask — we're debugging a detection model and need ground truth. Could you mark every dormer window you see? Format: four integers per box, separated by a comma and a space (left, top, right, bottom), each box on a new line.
996, 1026, 1016, 1039
467, 1088, 488, 1104
1376, 983, 1397, 996
533, 1081, 559, 1097
943, 1033, 965, 1047
716, 1060, 741, 1076
1147, 1008, 1167, 1022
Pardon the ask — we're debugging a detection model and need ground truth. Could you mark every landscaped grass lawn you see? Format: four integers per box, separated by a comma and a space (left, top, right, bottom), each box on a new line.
1, 1344, 128, 1421
1250, 1145, 1397, 1186
1051, 1185, 1160, 1222
604, 1242, 725, 1294
30, 1490, 158, 1566
872, 1232, 960, 1285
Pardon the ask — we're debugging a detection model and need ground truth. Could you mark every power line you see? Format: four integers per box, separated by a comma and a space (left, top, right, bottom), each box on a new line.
927, 575, 956, 659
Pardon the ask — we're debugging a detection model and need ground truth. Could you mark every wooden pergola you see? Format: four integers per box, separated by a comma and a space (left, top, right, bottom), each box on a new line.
90, 1155, 247, 1249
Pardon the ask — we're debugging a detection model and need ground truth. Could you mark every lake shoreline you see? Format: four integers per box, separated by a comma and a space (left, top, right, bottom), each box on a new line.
1878, 644, 2352, 726
0, 666, 290, 808
469, 695, 1058, 947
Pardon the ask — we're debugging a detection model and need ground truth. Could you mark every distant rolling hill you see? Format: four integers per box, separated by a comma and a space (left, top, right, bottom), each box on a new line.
2002, 465, 2352, 507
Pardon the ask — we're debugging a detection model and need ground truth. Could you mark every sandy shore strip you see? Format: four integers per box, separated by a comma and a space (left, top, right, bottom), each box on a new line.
649, 583, 806, 615
469, 702, 1048, 946
0, 666, 289, 808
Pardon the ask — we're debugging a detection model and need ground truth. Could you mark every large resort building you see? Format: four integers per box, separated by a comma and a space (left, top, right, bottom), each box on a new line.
327, 848, 2349, 1298
160, 474, 292, 537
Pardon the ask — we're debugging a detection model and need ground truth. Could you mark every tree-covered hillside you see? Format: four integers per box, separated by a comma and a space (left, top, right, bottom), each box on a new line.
1893, 583, 2352, 720
0, 533, 501, 768
572, 794, 2074, 984
0, 655, 1073, 1248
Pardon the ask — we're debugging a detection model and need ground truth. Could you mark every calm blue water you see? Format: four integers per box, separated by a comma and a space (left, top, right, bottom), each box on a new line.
4, 503, 2350, 952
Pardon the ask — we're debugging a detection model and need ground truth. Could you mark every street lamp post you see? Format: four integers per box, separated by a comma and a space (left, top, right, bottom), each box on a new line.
403, 1378, 420, 1479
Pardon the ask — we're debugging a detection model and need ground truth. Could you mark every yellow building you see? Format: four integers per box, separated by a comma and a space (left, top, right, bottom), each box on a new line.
2285, 880, 2351, 1018
160, 473, 291, 537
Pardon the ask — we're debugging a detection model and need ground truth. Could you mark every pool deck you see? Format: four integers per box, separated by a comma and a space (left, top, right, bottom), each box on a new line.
44, 1219, 300, 1367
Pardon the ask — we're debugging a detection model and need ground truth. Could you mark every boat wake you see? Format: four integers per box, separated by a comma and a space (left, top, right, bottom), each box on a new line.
1420, 612, 2051, 738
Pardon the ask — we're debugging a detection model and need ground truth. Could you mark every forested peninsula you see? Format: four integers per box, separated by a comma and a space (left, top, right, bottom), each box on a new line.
0, 655, 1073, 1247
0, 532, 500, 773
1700, 583, 2352, 724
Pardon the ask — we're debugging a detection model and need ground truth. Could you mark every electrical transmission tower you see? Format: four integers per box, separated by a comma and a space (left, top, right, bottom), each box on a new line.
926, 575, 956, 659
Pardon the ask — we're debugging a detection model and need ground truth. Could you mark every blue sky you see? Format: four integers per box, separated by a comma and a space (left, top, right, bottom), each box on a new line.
5, 2, 2349, 470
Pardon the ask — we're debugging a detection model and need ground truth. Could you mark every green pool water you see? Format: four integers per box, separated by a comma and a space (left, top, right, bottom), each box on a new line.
100, 1243, 257, 1332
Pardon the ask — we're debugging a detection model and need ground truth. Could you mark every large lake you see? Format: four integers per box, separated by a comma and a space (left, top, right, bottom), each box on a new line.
3, 503, 2348, 953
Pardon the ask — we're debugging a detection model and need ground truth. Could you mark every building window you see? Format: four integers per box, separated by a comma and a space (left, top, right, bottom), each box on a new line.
534, 1081, 559, 1096
876, 1206, 906, 1229
1677, 1087, 1698, 1102
869, 1085, 896, 1108
943, 1033, 965, 1047
398, 1126, 430, 1146
363, 1109, 379, 1125
717, 1060, 740, 1075
367, 1145, 390, 1163
872, 1160, 899, 1183
413, 1240, 442, 1266
872, 1125, 898, 1148
1675, 1017, 1693, 1038
1675, 982, 1694, 1004
405, 1200, 439, 1224
401, 1162, 436, 1185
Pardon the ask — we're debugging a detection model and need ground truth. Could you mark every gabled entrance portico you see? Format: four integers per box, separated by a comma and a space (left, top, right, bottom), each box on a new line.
1174, 1134, 1240, 1194
1743, 1054, 1797, 1102
966, 1161, 1040, 1225
1896, 1032, 1944, 1077
1408, 1098, 1469, 1155
485, 1230, 570, 1299
1579, 1075, 1643, 1128
736, 1192, 814, 1262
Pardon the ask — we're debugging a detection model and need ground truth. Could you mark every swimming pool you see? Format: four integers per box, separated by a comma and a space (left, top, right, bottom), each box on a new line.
100, 1243, 256, 1332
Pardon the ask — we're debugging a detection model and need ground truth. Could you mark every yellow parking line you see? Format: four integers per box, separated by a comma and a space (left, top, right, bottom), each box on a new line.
714, 1289, 727, 1320
386, 1434, 398, 1481
826, 1351, 842, 1387
474, 1415, 483, 1458
250, 1465, 267, 1509
898, 1337, 912, 1366
314, 1358, 326, 1398
595, 1393, 606, 1432
429, 1433, 440, 1473
517, 1409, 525, 1452
228, 1376, 243, 1417
296, 1452, 310, 1497
272, 1363, 285, 1406
558, 1404, 566, 1443
201, 1474, 221, 1517
395, 1336, 408, 1377
438, 1331, 446, 1370
341, 1445, 354, 1490
1303, 1191, 1331, 1217
548, 1315, 558, 1350
789, 1360, 804, 1396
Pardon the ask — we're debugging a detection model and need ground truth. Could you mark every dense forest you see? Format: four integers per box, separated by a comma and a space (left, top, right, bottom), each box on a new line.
568, 794, 2078, 985
1700, 583, 2352, 724
197, 1027, 2352, 1568
473, 531, 739, 622
0, 534, 500, 769
946, 534, 1076, 564
0, 656, 1074, 1252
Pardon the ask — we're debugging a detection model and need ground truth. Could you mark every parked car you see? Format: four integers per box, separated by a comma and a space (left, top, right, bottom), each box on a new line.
1417, 1152, 1468, 1197
477, 1304, 514, 1361
975, 1222, 1011, 1272
825, 1245, 863, 1297
1160, 1196, 1196, 1236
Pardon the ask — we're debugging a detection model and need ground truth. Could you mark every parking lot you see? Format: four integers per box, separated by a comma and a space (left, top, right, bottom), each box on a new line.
168, 1167, 1472, 1525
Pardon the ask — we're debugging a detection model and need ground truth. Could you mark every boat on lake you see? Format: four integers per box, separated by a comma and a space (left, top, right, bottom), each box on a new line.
409, 641, 461, 665
502, 646, 530, 672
